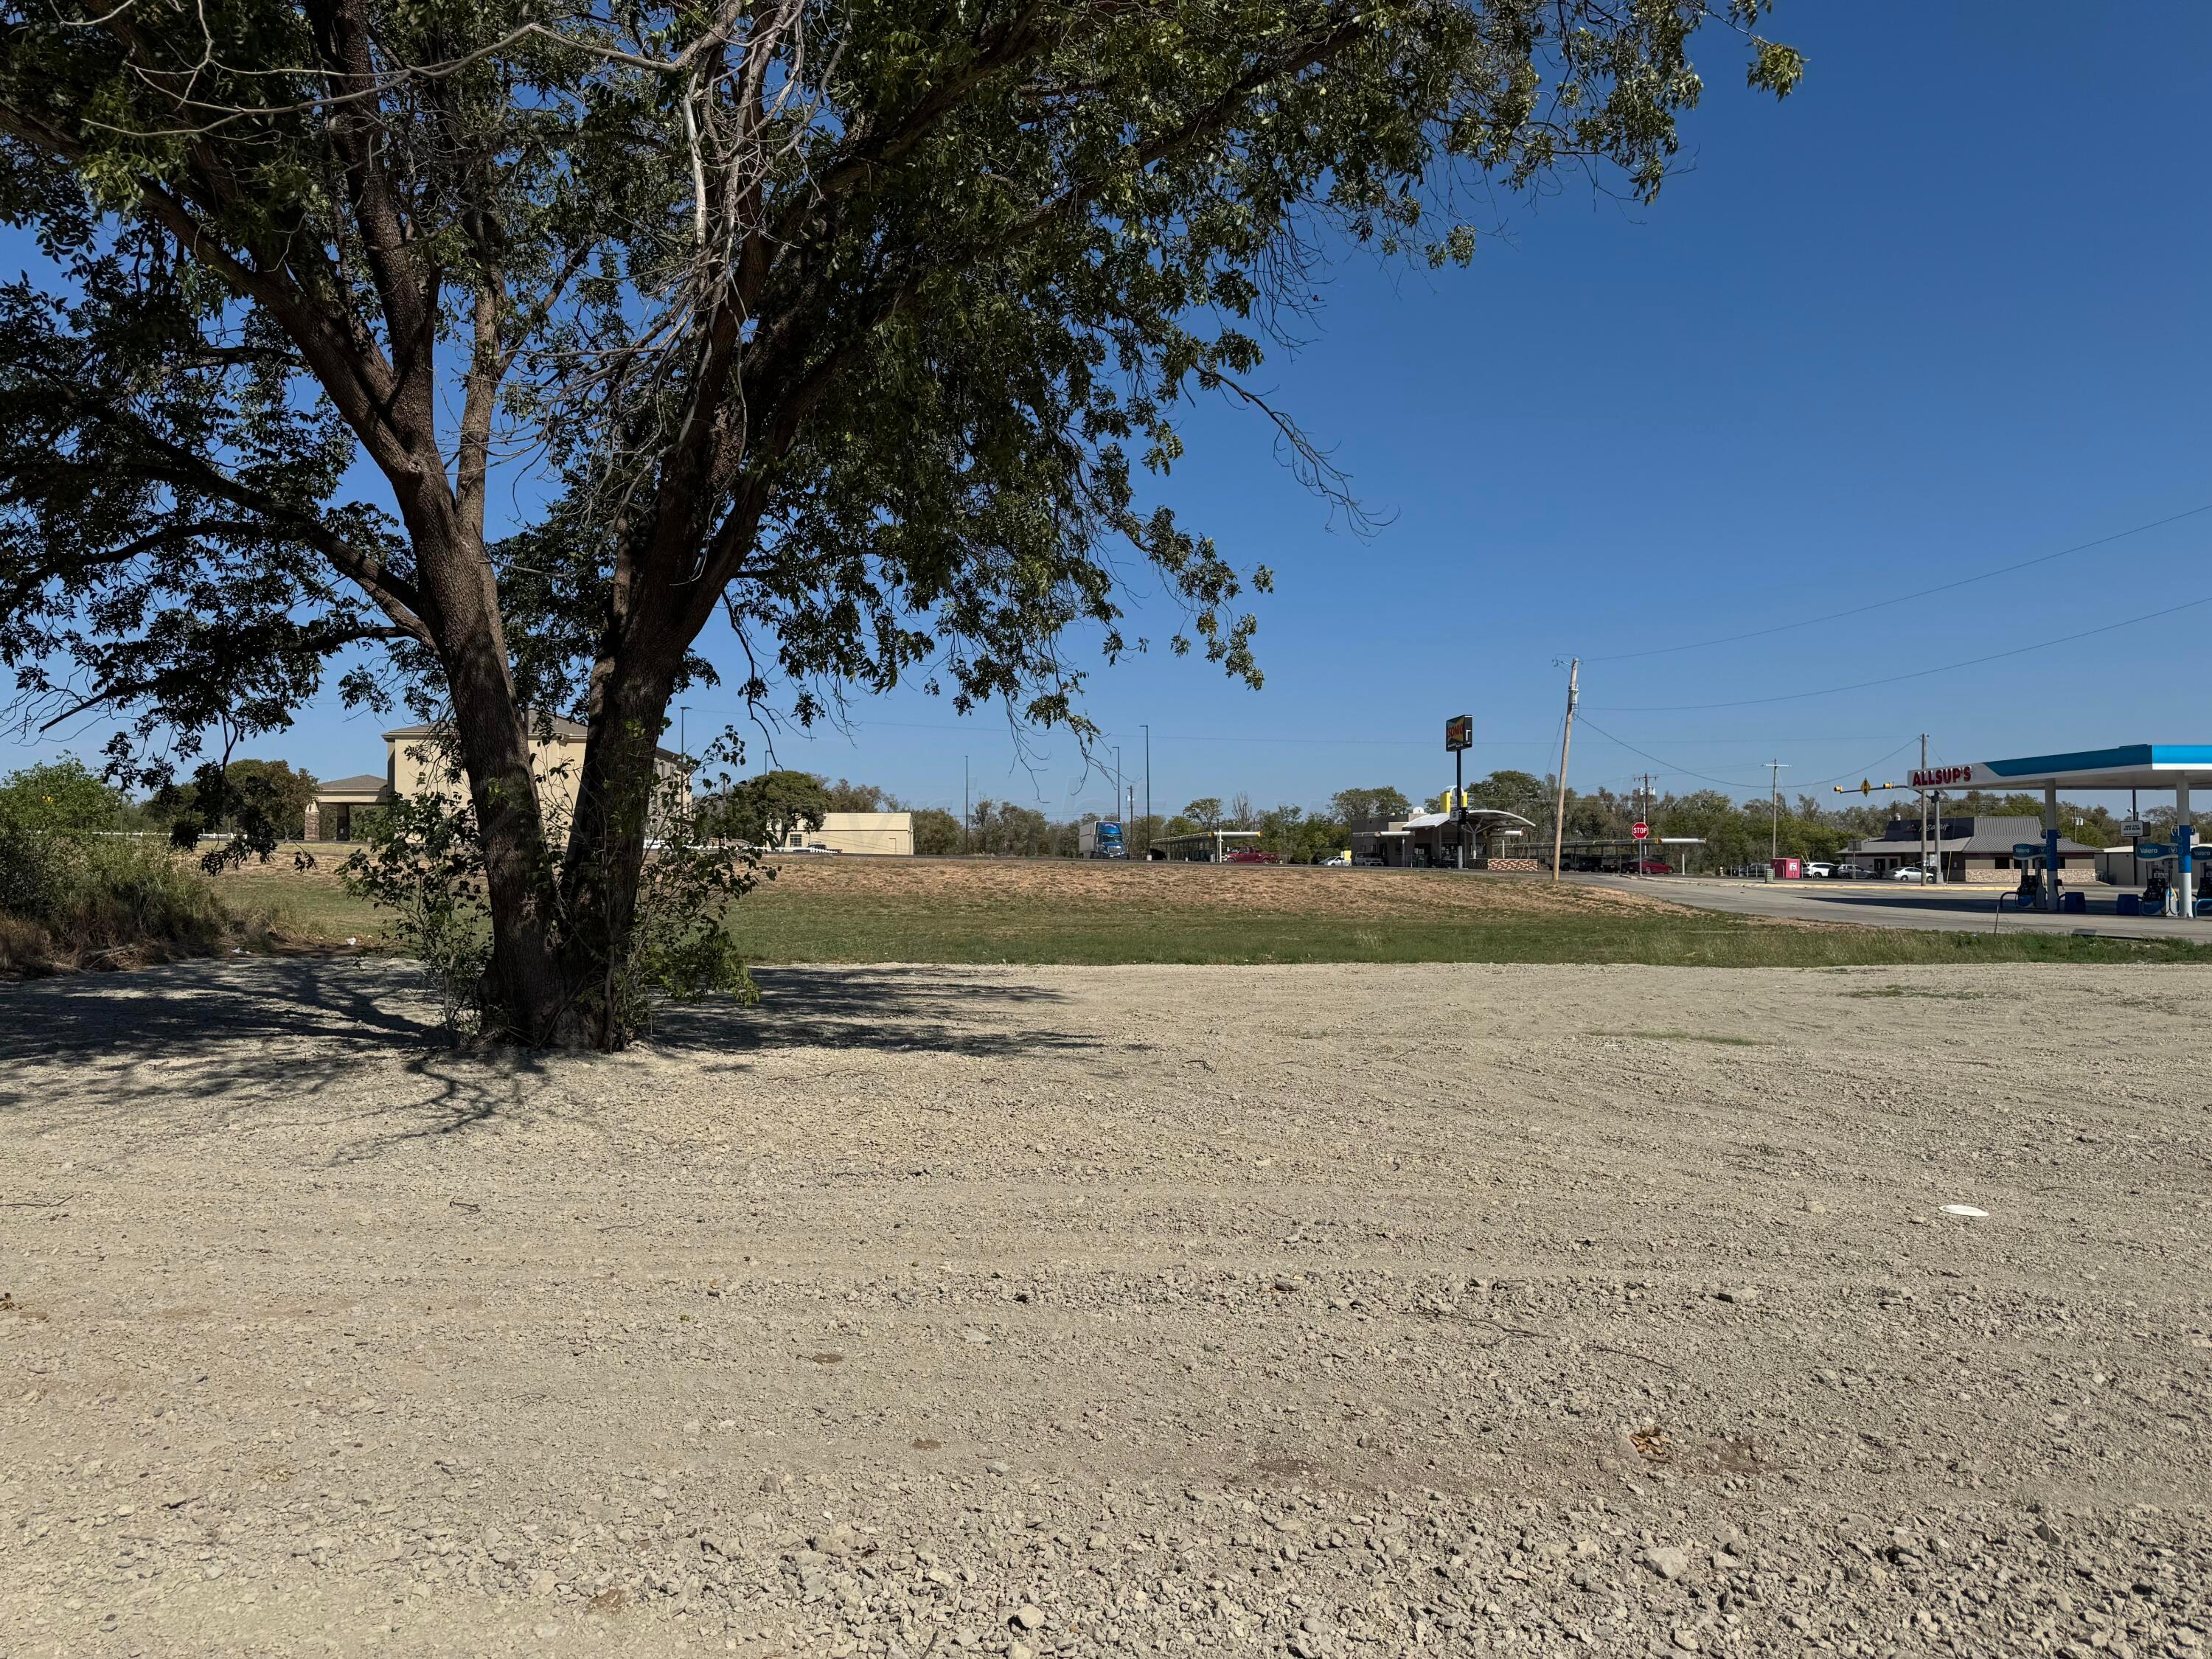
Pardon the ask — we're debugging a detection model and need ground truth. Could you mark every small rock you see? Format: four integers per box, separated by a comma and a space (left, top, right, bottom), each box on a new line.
1012, 1604, 1046, 1631
1672, 1628, 1702, 1652
1009, 1646, 1035, 1659
1644, 1545, 1690, 1582
2035, 1520, 2062, 1545
1803, 1200, 1826, 1215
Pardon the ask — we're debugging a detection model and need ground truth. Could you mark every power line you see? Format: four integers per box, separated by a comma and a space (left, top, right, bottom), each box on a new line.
1587, 590, 2212, 713
1576, 715, 1920, 792
1585, 498, 2212, 664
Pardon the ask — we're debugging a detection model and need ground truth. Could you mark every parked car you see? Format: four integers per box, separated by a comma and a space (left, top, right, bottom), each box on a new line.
1832, 862, 1872, 880
1888, 866, 1927, 882
1625, 858, 1672, 875
1224, 848, 1279, 865
1801, 860, 1833, 879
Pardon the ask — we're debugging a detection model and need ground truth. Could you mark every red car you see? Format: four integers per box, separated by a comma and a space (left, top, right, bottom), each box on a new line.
1223, 848, 1279, 864
1625, 858, 1672, 875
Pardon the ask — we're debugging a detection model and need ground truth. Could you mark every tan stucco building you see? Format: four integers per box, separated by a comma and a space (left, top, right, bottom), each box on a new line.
305, 714, 690, 841
772, 811, 914, 856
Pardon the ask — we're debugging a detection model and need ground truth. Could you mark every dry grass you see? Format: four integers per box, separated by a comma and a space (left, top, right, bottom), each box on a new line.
757, 853, 1677, 919
199, 848, 2212, 970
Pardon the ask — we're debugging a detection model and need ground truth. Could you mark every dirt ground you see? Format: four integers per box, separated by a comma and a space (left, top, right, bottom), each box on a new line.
4, 958, 2210, 1658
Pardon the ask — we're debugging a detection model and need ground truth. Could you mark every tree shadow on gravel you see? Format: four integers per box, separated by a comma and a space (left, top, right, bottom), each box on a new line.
655, 965, 1098, 1061
0, 957, 1100, 1161
0, 956, 538, 1159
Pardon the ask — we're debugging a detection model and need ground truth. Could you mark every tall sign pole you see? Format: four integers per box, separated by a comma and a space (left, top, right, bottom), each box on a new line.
1445, 713, 1474, 870
1551, 659, 1579, 884
1455, 745, 1465, 869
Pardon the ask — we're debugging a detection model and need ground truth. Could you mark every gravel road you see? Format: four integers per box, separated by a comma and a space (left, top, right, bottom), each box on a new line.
3, 956, 2209, 1658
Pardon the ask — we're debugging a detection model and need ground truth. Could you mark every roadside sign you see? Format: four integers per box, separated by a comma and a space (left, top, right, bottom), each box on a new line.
1444, 714, 1472, 752
2135, 842, 2173, 861
1632, 822, 1649, 841
2011, 843, 2040, 860
2121, 818, 2146, 838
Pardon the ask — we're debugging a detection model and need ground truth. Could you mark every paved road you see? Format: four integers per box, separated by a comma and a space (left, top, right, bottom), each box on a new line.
1581, 874, 2212, 942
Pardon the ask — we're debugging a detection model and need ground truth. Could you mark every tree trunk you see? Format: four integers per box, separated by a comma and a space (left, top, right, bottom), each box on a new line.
557, 654, 682, 1048
400, 509, 577, 1046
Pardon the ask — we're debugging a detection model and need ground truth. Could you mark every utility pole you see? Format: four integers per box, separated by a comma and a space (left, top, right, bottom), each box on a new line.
1632, 773, 1659, 877
1919, 734, 1928, 884
1142, 724, 1152, 858
1113, 745, 1122, 824
1764, 759, 1790, 866
963, 755, 970, 855
678, 703, 688, 763
1550, 658, 1579, 884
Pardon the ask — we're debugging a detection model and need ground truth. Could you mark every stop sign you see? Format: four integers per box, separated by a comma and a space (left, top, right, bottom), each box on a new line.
1632, 822, 1649, 841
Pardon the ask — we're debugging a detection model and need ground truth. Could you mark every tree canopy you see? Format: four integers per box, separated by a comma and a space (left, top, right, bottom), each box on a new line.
0, 0, 1800, 1043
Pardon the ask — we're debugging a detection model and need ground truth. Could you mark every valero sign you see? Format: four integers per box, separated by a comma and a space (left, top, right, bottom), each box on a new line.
1909, 765, 1972, 789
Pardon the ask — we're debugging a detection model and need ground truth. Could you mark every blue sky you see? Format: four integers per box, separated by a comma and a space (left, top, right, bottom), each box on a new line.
15, 3, 2212, 821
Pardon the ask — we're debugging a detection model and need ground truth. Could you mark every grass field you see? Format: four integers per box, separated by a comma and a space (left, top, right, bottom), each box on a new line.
212, 848, 2212, 970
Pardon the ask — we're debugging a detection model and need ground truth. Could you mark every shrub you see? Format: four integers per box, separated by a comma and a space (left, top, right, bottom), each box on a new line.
0, 818, 225, 975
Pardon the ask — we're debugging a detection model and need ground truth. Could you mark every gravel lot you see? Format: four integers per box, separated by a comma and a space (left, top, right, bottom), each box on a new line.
4, 957, 2210, 1658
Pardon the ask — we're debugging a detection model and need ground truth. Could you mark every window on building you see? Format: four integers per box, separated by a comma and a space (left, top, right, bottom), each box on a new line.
787, 832, 803, 848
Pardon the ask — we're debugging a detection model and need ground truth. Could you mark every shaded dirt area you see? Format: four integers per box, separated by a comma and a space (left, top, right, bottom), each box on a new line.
3, 959, 2209, 1657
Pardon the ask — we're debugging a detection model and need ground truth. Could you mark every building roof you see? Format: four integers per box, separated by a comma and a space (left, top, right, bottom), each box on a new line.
1846, 815, 2096, 857
316, 773, 389, 797
1400, 808, 1536, 831
383, 712, 684, 766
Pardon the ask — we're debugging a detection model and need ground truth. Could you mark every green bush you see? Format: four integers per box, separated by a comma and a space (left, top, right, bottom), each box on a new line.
0, 821, 225, 974
0, 759, 226, 973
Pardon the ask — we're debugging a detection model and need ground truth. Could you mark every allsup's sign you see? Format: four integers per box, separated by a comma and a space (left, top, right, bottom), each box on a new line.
1909, 765, 1972, 789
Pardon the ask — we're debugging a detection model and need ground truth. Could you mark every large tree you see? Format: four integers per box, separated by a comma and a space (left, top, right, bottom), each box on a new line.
0, 0, 1798, 1045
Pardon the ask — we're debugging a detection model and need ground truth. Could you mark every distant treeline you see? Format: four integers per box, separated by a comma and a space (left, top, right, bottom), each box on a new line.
10, 753, 2177, 870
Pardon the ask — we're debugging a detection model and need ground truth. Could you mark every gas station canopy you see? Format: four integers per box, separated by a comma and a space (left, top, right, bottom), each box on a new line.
1914, 745, 2212, 793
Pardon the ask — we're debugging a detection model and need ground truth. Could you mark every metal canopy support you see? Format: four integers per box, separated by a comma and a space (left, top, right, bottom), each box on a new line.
2042, 785, 2061, 912
2178, 782, 2195, 918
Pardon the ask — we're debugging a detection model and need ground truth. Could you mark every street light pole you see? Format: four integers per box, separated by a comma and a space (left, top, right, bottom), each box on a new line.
1142, 723, 1152, 858
1765, 759, 1790, 866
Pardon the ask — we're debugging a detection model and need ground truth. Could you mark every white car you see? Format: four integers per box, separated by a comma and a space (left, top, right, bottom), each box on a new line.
1801, 861, 1832, 879
1888, 866, 1927, 883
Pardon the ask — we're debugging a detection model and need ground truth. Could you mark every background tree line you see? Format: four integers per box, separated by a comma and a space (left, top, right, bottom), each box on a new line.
4, 754, 2165, 869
